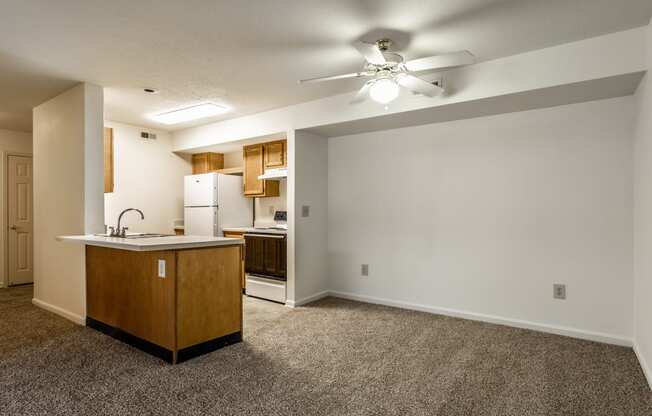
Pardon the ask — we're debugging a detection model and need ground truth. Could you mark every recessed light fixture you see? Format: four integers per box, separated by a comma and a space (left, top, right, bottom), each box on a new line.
149, 103, 230, 125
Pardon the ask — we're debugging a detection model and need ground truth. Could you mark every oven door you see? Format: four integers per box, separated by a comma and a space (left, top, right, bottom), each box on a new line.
243, 233, 287, 280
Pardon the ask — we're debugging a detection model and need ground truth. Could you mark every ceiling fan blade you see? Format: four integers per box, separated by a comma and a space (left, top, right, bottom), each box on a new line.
350, 82, 371, 104
404, 50, 475, 72
353, 41, 386, 65
396, 74, 443, 97
298, 71, 369, 84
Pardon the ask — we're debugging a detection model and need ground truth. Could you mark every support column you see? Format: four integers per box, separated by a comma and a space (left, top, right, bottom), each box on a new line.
32, 83, 104, 323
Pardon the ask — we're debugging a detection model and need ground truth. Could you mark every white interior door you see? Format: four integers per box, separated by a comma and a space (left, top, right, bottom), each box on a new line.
8, 155, 33, 286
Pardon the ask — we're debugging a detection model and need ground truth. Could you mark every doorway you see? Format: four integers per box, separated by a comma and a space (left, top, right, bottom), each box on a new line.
6, 154, 33, 286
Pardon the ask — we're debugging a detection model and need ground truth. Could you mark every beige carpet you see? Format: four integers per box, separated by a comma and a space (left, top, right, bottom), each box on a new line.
1, 285, 651, 415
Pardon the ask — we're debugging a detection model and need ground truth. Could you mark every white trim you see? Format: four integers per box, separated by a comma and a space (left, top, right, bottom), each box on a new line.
328, 290, 632, 347
32, 298, 85, 325
286, 290, 329, 308
634, 342, 652, 391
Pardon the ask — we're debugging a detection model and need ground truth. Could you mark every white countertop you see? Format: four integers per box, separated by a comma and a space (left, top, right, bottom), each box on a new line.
57, 234, 244, 252
222, 227, 287, 235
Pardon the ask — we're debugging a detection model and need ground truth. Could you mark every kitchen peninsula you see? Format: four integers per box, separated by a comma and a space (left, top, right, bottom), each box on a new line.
58, 234, 244, 363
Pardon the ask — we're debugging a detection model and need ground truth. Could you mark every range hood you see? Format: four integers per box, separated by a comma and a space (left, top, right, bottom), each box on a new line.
258, 167, 287, 180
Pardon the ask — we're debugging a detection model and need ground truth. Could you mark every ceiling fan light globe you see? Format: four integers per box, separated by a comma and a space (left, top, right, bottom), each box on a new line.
369, 78, 399, 104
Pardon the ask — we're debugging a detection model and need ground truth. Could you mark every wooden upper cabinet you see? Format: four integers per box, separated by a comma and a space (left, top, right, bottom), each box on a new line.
192, 152, 224, 174
244, 144, 264, 196
103, 127, 114, 193
264, 140, 286, 169
243, 143, 280, 198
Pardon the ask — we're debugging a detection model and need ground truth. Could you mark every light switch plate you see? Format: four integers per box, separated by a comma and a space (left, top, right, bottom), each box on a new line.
301, 205, 310, 217
361, 264, 369, 276
158, 259, 166, 278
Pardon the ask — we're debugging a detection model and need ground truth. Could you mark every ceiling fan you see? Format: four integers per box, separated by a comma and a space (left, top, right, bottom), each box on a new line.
299, 38, 475, 105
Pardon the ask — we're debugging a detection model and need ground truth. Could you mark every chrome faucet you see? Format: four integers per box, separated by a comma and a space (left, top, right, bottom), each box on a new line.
111, 208, 145, 237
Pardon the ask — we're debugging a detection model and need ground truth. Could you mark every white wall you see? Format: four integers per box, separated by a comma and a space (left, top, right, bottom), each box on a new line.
633, 21, 652, 389
255, 180, 287, 228
0, 129, 32, 287
32, 83, 104, 323
328, 97, 634, 344
292, 131, 329, 304
223, 150, 243, 169
104, 122, 191, 234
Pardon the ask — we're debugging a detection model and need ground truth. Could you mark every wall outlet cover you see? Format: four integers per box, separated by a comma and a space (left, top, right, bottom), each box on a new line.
361, 264, 369, 276
553, 283, 566, 300
158, 259, 166, 278
301, 205, 310, 217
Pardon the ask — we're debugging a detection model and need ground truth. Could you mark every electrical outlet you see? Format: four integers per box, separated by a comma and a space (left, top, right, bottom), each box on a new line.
269, 206, 275, 215
361, 264, 369, 276
301, 205, 310, 217
158, 259, 166, 278
553, 284, 566, 300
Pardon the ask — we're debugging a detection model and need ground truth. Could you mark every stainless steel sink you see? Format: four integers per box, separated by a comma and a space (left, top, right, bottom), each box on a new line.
122, 233, 174, 239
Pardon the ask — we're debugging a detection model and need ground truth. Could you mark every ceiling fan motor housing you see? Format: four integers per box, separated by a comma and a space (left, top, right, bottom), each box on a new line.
376, 38, 392, 51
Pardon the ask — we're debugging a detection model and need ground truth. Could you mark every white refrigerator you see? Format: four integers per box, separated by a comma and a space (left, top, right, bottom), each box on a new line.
184, 173, 253, 236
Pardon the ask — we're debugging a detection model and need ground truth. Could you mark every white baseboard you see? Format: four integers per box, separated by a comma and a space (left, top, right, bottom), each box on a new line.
634, 342, 652, 391
328, 290, 632, 347
32, 298, 85, 325
286, 290, 330, 308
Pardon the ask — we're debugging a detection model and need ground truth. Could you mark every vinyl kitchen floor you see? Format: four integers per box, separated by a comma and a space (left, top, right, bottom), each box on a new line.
1, 285, 651, 415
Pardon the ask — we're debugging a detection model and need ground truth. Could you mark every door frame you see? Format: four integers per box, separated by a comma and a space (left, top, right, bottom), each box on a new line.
3, 151, 33, 288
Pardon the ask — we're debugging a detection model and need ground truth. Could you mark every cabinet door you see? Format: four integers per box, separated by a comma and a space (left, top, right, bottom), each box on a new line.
263, 238, 279, 276
245, 236, 265, 274
192, 152, 224, 174
192, 153, 208, 174
279, 239, 287, 276
264, 140, 286, 168
243, 144, 265, 196
103, 127, 114, 193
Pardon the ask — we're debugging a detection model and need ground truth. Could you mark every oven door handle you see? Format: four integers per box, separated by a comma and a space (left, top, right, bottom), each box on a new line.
243, 233, 286, 239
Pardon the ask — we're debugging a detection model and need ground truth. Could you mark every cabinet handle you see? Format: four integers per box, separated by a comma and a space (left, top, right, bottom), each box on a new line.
243, 234, 285, 239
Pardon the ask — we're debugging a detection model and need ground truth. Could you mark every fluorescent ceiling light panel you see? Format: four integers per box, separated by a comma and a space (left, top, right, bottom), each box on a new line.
150, 103, 229, 124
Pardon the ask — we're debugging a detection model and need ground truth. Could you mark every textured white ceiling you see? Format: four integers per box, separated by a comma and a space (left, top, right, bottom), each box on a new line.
1, 0, 651, 133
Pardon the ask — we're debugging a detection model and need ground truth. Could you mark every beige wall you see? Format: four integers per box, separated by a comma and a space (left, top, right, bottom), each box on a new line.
633, 20, 652, 389
0, 129, 32, 287
104, 122, 191, 234
32, 83, 103, 323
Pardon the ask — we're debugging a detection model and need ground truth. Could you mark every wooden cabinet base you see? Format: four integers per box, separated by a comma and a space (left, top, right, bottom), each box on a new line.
85, 244, 243, 364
